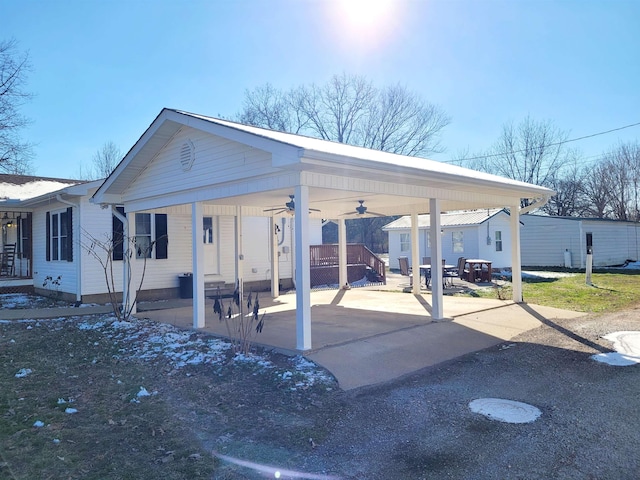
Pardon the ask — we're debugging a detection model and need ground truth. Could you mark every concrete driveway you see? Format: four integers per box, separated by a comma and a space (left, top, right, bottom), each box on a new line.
140, 275, 584, 390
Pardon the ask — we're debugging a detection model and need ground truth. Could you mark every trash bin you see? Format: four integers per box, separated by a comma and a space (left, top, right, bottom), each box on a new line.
178, 273, 193, 299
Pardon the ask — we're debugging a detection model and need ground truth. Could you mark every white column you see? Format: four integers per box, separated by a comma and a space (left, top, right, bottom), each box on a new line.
270, 216, 280, 298
294, 185, 312, 350
192, 202, 205, 328
235, 205, 244, 301
125, 210, 137, 315
430, 198, 444, 319
411, 212, 421, 295
338, 218, 347, 287
510, 204, 523, 303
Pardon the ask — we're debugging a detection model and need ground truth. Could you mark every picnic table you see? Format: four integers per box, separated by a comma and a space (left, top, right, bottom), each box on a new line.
464, 259, 492, 283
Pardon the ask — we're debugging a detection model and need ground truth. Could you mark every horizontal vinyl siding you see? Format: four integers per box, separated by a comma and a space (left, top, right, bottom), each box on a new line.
124, 127, 277, 202
80, 198, 124, 295
521, 217, 581, 267
32, 205, 77, 298
583, 222, 638, 266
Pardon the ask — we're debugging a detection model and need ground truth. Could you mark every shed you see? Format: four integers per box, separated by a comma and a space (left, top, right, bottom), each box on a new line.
520, 214, 640, 268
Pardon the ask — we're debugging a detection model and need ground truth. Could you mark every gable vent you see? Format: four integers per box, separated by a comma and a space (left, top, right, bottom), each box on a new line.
180, 140, 195, 171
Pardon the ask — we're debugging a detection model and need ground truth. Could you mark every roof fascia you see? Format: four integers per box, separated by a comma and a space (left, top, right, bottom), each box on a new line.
301, 149, 554, 200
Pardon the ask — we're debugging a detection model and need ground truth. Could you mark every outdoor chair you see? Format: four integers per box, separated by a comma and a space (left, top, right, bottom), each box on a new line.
442, 259, 458, 288
457, 257, 470, 280
1, 243, 16, 277
397, 256, 413, 285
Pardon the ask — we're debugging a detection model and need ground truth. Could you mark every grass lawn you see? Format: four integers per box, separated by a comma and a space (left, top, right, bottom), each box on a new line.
479, 270, 640, 313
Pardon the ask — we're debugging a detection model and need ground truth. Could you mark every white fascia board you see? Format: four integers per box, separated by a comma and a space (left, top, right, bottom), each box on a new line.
301, 149, 554, 199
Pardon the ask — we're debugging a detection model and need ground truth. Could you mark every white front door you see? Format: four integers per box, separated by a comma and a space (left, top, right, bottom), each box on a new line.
203, 216, 219, 274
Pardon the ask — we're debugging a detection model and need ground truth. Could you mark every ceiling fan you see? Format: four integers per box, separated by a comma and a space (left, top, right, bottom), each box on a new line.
341, 200, 386, 217
263, 195, 321, 215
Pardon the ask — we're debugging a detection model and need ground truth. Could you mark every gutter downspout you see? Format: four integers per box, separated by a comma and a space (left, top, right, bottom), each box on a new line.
56, 195, 81, 303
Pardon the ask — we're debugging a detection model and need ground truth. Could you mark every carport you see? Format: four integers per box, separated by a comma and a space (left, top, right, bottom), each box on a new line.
92, 108, 554, 351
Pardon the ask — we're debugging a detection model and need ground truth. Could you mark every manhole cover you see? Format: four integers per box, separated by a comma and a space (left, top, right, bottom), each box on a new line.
469, 398, 541, 424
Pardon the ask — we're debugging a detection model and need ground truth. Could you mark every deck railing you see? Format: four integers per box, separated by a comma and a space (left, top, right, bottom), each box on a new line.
309, 244, 386, 287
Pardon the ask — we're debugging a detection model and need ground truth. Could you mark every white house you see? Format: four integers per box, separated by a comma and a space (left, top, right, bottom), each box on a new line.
520, 214, 640, 268
383, 209, 515, 270
90, 108, 554, 350
1, 174, 321, 303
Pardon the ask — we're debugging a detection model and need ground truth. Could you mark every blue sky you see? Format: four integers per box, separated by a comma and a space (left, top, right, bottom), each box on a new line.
5, 0, 640, 179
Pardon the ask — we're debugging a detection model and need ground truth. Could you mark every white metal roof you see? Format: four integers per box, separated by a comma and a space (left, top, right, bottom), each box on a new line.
383, 209, 508, 230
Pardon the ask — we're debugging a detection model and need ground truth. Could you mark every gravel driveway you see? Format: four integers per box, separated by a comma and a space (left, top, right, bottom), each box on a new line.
295, 308, 640, 479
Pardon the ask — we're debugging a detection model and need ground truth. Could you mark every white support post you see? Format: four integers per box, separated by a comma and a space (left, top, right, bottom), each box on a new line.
338, 218, 348, 288
235, 205, 244, 301
510, 204, 523, 303
125, 211, 137, 315
430, 199, 444, 320
270, 216, 280, 298
294, 185, 312, 350
411, 212, 421, 295
192, 202, 205, 328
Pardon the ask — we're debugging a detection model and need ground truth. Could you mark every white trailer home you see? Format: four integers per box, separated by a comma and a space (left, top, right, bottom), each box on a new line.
2, 175, 320, 302
520, 214, 640, 268
383, 209, 516, 270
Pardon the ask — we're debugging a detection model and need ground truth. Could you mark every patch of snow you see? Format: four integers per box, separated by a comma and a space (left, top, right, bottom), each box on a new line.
57, 398, 67, 404
137, 386, 151, 397
15, 368, 32, 378
591, 331, 640, 366
498, 269, 575, 280
65, 407, 78, 414
469, 398, 542, 423
33, 420, 45, 428
0, 179, 78, 200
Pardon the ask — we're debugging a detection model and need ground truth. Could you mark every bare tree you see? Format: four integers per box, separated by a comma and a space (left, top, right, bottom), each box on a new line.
237, 73, 451, 157
474, 116, 577, 208
80, 141, 122, 180
581, 161, 613, 218
541, 154, 587, 216
0, 39, 33, 174
599, 142, 640, 221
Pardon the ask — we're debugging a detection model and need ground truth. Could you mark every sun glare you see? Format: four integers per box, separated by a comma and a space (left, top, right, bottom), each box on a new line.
338, 0, 395, 29
328, 0, 400, 48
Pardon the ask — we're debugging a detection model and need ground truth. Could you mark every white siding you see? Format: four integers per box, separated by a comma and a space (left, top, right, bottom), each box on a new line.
521, 215, 640, 267
123, 127, 278, 203
31, 203, 78, 298
387, 213, 514, 269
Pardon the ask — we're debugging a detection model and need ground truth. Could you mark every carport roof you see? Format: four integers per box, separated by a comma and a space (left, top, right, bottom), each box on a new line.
92, 108, 554, 216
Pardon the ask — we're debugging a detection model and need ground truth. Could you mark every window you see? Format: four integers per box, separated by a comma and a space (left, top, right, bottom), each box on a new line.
135, 213, 168, 259
400, 233, 410, 252
112, 207, 125, 261
452, 231, 464, 253
46, 208, 73, 262
203, 216, 214, 244
495, 231, 503, 252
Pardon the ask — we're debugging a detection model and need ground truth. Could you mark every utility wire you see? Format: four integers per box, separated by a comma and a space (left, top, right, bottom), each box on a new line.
443, 121, 640, 164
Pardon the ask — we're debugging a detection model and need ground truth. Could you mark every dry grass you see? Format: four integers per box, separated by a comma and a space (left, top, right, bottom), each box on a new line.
0, 315, 340, 479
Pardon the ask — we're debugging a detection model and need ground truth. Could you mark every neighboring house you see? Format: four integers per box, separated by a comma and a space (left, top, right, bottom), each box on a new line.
520, 214, 640, 268
1, 174, 321, 302
383, 209, 515, 269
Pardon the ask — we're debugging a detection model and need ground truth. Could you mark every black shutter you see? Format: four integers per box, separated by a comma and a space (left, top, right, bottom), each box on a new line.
112, 207, 125, 261
67, 206, 73, 262
25, 213, 32, 261
16, 216, 21, 258
46, 212, 51, 261
154, 214, 168, 259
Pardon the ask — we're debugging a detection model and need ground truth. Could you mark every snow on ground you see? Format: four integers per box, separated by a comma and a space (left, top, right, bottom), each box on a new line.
2, 293, 334, 389
469, 398, 542, 423
591, 331, 640, 366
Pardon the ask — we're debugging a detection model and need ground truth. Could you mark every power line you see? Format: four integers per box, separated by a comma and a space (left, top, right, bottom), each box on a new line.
443, 121, 640, 164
